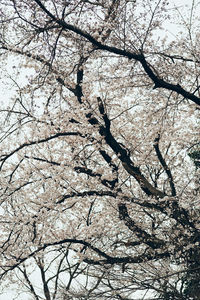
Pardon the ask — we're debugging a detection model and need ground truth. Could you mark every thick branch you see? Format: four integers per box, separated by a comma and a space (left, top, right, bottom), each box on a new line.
24, 155, 117, 189
154, 135, 176, 196
34, 0, 200, 106
57, 190, 117, 204
139, 52, 200, 106
118, 203, 165, 249
97, 98, 165, 198
0, 238, 170, 279
84, 251, 170, 265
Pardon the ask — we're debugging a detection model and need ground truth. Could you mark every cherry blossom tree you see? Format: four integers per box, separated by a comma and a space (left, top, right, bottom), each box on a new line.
0, 0, 199, 299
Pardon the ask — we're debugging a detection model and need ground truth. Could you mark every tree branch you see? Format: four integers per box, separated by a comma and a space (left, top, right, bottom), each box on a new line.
0, 131, 84, 170
34, 0, 200, 106
118, 202, 165, 249
153, 135, 176, 196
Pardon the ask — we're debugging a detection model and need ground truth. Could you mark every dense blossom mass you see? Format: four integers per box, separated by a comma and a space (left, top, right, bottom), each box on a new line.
0, 0, 199, 299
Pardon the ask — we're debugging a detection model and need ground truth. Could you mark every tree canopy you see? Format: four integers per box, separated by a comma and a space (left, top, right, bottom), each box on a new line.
0, 0, 199, 299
